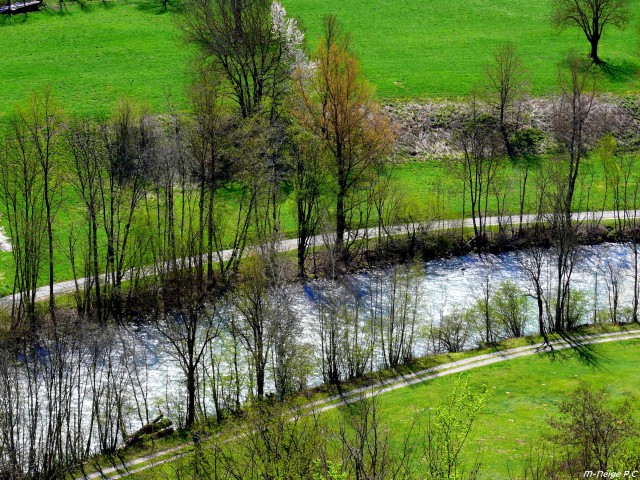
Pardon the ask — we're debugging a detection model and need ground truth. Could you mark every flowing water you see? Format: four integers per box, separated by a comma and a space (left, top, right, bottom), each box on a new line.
2, 242, 637, 463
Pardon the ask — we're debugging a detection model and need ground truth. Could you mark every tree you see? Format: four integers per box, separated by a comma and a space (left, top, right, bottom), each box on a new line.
548, 55, 600, 331
286, 127, 324, 278
549, 382, 638, 476
293, 15, 394, 258
551, 0, 630, 65
232, 255, 275, 401
16, 91, 63, 324
421, 375, 486, 480
338, 394, 417, 480
180, 0, 301, 120
483, 43, 529, 160
451, 97, 502, 244
492, 281, 529, 338
0, 108, 48, 327
155, 283, 220, 429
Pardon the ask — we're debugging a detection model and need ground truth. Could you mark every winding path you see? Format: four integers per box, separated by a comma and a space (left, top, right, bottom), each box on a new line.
3, 209, 636, 308
76, 329, 640, 479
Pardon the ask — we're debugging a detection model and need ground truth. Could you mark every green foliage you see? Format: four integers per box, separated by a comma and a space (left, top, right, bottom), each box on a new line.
510, 128, 544, 158
565, 289, 590, 329
429, 308, 475, 353
492, 281, 529, 338
313, 463, 349, 480
422, 375, 487, 480
549, 382, 639, 476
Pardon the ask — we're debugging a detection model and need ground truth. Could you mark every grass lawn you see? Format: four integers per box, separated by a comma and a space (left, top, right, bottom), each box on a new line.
1, 0, 640, 122
130, 337, 640, 479
0, 1, 192, 123
360, 338, 640, 477
285, 0, 640, 99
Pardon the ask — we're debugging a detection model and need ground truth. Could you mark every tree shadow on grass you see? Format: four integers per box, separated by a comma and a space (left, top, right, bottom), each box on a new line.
0, 13, 29, 26
135, 0, 183, 15
537, 328, 613, 369
598, 59, 640, 84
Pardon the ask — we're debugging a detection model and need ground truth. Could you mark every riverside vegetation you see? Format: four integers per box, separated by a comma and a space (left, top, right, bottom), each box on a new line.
3, 0, 640, 478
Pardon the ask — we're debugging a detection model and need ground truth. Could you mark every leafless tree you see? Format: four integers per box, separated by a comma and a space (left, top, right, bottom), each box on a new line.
549, 382, 639, 475
180, 0, 296, 120
547, 56, 600, 331
155, 275, 221, 428
451, 96, 502, 245
16, 91, 64, 323
0, 114, 48, 328
369, 265, 420, 368
482, 43, 529, 160
338, 394, 417, 480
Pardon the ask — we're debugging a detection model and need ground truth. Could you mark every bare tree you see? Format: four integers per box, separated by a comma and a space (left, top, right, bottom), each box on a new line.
483, 43, 529, 160
232, 255, 274, 401
370, 265, 420, 368
551, 0, 630, 65
67, 118, 108, 322
452, 97, 502, 244
338, 394, 417, 480
548, 56, 600, 331
155, 276, 220, 429
549, 382, 639, 475
0, 114, 48, 327
180, 0, 298, 120
16, 90, 64, 323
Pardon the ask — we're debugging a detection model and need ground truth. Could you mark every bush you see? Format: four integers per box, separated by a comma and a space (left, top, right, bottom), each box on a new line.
429, 308, 474, 353
549, 382, 639, 477
493, 281, 529, 338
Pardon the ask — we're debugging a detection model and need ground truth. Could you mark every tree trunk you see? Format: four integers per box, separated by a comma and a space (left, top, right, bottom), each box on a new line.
590, 38, 601, 64
186, 366, 196, 428
336, 186, 346, 253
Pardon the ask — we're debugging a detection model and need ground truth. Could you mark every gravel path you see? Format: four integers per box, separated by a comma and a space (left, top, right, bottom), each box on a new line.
2, 209, 635, 308
76, 329, 640, 479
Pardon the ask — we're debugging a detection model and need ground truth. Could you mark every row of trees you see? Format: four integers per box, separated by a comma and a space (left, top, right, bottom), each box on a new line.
0, 5, 397, 330
1, 0, 637, 334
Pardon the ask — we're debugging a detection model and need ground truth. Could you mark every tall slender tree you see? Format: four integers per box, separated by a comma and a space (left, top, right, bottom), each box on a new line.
293, 16, 394, 258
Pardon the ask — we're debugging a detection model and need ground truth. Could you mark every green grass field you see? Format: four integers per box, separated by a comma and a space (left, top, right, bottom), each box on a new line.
0, 2, 192, 123
1, 0, 640, 122
374, 339, 640, 477
285, 0, 640, 99
128, 337, 640, 479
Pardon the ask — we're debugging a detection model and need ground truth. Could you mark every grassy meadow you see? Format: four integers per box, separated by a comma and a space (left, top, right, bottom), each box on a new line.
285, 0, 640, 99
0, 1, 192, 123
1, 0, 640, 122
